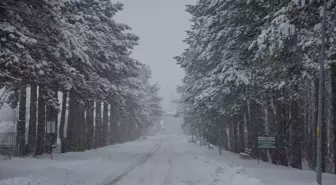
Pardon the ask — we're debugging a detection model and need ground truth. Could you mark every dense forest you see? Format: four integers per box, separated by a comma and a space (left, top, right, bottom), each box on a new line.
177, 0, 336, 174
0, 0, 163, 156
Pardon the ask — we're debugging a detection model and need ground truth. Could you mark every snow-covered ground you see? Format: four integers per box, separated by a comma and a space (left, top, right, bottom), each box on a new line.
0, 137, 161, 185
0, 115, 335, 185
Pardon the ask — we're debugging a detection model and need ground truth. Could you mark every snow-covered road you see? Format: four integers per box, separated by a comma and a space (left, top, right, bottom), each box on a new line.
0, 115, 335, 185
112, 134, 266, 185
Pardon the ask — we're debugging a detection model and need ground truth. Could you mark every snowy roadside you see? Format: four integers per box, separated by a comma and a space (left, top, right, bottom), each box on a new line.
192, 155, 269, 185
0, 136, 161, 185
193, 142, 336, 185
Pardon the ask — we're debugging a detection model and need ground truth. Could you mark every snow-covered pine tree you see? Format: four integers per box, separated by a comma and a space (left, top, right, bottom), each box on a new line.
178, 0, 336, 172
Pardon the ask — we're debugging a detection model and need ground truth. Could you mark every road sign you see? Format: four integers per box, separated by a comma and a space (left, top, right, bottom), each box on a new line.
257, 136, 275, 148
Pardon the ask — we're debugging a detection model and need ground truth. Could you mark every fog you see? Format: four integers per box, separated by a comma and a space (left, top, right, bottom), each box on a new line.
115, 0, 195, 112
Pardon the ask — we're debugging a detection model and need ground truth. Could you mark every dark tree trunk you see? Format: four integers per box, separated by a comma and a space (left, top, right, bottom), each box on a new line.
229, 116, 237, 153
66, 90, 75, 152
276, 97, 288, 166
94, 101, 101, 148
238, 114, 245, 153
54, 90, 58, 144
250, 100, 263, 157
247, 100, 253, 150
16, 83, 26, 157
290, 99, 302, 169
102, 102, 109, 146
86, 100, 94, 149
77, 102, 85, 151
304, 83, 314, 170
312, 79, 319, 167
71, 99, 84, 151
45, 104, 52, 153
109, 104, 115, 145
72, 100, 80, 151
59, 92, 67, 153
114, 108, 121, 143
35, 88, 46, 156
28, 84, 37, 155
330, 63, 336, 174
45, 91, 58, 153
222, 119, 229, 150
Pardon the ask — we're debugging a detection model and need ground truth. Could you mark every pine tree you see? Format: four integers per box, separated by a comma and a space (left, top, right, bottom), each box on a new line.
177, 0, 336, 173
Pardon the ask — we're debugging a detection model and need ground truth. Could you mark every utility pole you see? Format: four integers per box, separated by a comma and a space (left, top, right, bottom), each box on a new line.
317, 0, 327, 184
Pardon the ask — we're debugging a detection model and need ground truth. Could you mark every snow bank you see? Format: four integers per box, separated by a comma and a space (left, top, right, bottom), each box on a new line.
0, 136, 160, 185
191, 155, 267, 185
195, 144, 336, 185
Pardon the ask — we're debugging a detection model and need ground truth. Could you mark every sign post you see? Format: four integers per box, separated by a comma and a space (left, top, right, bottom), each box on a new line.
257, 136, 276, 163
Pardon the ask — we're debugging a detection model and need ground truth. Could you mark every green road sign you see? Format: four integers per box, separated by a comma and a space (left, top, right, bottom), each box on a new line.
257, 136, 275, 148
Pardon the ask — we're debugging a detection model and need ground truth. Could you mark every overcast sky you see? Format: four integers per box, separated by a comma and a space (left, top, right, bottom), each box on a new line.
115, 0, 195, 111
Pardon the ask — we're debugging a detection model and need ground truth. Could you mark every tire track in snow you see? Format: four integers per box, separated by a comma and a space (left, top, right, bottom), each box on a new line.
105, 140, 162, 185
163, 159, 173, 185
163, 138, 173, 185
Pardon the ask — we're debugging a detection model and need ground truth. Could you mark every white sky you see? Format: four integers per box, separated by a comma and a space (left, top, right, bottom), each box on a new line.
115, 0, 195, 111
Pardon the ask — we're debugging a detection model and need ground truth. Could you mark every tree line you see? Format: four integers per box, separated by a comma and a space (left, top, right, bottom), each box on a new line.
177, 0, 336, 174
0, 0, 163, 157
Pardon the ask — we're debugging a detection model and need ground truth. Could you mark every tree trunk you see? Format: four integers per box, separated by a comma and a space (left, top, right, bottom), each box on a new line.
66, 90, 75, 152
94, 101, 101, 148
45, 91, 58, 153
290, 98, 302, 169
59, 92, 67, 153
312, 79, 319, 168
247, 100, 253, 150
71, 99, 83, 152
303, 81, 314, 169
72, 100, 80, 151
232, 116, 238, 153
114, 108, 121, 143
243, 111, 248, 152
222, 118, 229, 150
77, 102, 85, 151
238, 115, 245, 153
16, 83, 26, 157
28, 84, 37, 155
86, 100, 94, 149
250, 100, 262, 157
54, 90, 58, 145
330, 63, 336, 174
276, 97, 288, 166
109, 104, 115, 145
263, 102, 272, 162
35, 88, 46, 156
102, 102, 109, 146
